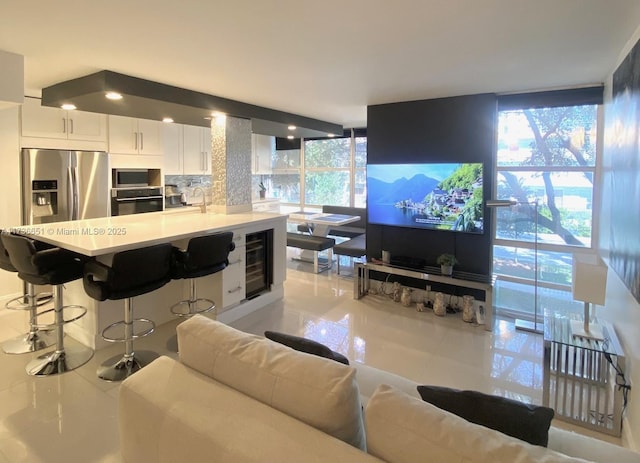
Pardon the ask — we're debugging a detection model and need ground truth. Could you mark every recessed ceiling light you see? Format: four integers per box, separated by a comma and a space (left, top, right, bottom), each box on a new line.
105, 92, 123, 100
162, 117, 174, 123
288, 125, 296, 131
213, 112, 226, 126
61, 103, 76, 110
327, 133, 335, 138
287, 135, 294, 139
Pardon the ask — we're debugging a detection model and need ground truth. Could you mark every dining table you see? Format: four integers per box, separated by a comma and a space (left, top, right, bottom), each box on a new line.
287, 211, 361, 262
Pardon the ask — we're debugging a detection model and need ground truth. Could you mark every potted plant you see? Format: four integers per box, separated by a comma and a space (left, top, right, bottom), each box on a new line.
258, 182, 267, 199
436, 253, 458, 276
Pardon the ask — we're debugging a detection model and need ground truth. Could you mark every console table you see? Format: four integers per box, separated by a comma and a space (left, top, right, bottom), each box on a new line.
543, 313, 626, 436
354, 262, 494, 331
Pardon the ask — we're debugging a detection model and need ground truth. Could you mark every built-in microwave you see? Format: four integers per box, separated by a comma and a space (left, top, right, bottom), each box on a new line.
112, 169, 151, 188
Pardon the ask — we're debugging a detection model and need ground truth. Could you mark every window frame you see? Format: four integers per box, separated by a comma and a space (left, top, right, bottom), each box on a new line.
272, 129, 366, 210
492, 101, 604, 320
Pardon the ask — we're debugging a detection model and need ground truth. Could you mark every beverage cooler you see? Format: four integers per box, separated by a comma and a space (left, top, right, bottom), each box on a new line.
245, 230, 273, 299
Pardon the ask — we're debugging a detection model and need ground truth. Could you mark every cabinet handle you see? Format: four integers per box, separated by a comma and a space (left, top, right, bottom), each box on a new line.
228, 286, 243, 294
134, 132, 138, 150
70, 118, 74, 134
62, 118, 66, 133
141, 132, 144, 151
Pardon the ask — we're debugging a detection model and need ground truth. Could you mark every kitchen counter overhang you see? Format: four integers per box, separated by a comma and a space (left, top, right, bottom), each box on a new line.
7, 209, 286, 257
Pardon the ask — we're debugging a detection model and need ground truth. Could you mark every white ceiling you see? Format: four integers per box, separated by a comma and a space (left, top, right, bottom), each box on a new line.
2, 0, 640, 129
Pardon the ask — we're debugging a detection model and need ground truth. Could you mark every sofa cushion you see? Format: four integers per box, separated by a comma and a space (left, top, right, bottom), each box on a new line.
119, 356, 383, 463
264, 330, 350, 365
365, 385, 592, 463
177, 316, 366, 450
417, 385, 554, 447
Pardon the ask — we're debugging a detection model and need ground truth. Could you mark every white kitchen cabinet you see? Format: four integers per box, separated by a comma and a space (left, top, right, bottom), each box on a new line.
219, 230, 246, 310
183, 125, 212, 175
251, 133, 274, 174
162, 123, 183, 175
108, 114, 163, 155
163, 124, 211, 175
21, 97, 107, 142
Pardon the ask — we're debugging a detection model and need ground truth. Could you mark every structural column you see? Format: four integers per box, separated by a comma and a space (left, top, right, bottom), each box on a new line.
210, 115, 252, 213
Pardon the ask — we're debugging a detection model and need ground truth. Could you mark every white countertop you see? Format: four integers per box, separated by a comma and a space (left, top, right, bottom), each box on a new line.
8, 210, 287, 256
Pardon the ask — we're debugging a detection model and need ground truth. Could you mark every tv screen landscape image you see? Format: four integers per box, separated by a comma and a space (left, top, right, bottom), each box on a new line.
367, 163, 484, 233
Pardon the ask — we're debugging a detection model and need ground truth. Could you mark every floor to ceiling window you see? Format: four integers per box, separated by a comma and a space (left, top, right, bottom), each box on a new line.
260, 129, 366, 213
493, 89, 602, 322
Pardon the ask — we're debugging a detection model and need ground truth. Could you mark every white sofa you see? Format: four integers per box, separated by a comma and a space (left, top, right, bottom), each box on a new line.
119, 316, 639, 463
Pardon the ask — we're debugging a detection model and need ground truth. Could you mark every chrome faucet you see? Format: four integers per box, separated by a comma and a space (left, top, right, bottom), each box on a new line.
193, 187, 207, 213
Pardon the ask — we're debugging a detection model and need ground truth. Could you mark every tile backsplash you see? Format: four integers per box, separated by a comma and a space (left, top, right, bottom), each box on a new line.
165, 175, 212, 205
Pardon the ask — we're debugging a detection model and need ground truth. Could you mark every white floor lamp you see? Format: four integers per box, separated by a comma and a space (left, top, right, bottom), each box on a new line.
487, 198, 542, 334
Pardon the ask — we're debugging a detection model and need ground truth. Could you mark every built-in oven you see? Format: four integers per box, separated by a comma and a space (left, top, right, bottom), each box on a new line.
110, 187, 163, 216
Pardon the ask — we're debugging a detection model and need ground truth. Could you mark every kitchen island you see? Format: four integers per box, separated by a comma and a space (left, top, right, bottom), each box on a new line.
7, 209, 288, 349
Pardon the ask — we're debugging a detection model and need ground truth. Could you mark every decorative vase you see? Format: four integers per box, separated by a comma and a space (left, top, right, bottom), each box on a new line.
441, 265, 453, 276
401, 287, 412, 307
392, 282, 401, 302
462, 295, 475, 323
433, 292, 446, 316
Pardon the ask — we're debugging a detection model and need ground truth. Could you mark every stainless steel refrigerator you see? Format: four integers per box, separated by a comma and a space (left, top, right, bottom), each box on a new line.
21, 148, 109, 225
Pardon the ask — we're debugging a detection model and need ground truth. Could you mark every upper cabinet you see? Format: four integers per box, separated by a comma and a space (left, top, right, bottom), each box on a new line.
252, 134, 274, 174
163, 124, 212, 175
21, 97, 107, 142
162, 123, 183, 175
183, 125, 211, 175
108, 115, 163, 155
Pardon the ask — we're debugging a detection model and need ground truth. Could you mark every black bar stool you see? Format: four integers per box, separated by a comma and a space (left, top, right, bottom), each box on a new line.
167, 232, 234, 351
0, 232, 56, 354
170, 232, 235, 318
83, 243, 173, 382
1, 233, 93, 376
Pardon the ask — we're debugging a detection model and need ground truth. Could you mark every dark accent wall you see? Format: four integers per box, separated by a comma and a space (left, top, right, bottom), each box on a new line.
606, 37, 640, 303
366, 93, 497, 276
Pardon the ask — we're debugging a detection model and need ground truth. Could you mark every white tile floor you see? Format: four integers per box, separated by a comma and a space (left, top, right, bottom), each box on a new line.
0, 255, 623, 462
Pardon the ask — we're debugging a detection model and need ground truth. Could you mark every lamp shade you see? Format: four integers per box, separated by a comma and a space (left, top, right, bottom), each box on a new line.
572, 254, 608, 305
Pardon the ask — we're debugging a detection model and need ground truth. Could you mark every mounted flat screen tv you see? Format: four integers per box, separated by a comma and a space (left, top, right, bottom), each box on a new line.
367, 163, 484, 234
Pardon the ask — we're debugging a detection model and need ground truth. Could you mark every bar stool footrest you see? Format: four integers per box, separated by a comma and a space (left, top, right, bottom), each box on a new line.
170, 298, 216, 317
5, 292, 53, 311
101, 318, 156, 343
33, 304, 88, 330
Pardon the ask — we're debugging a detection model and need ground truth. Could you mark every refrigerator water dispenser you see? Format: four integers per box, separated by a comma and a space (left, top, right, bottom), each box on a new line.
31, 181, 58, 218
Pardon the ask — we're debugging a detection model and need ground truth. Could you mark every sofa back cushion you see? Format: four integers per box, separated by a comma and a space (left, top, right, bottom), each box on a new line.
177, 315, 366, 450
365, 385, 592, 463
